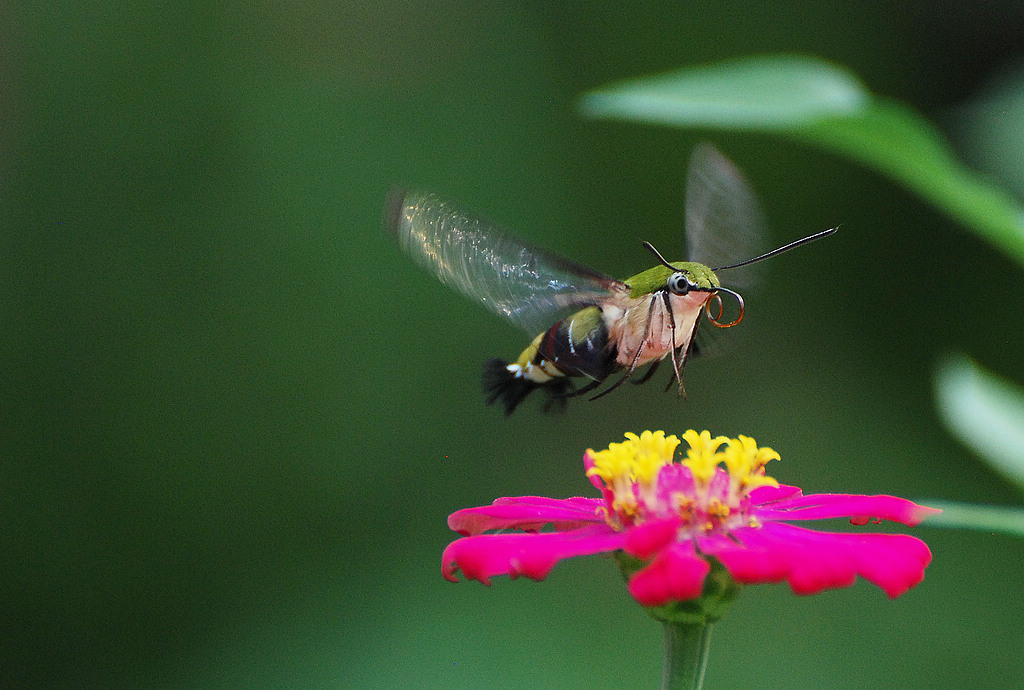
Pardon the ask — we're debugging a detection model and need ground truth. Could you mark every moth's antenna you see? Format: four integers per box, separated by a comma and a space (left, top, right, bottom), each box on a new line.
641, 241, 678, 270
713, 227, 837, 272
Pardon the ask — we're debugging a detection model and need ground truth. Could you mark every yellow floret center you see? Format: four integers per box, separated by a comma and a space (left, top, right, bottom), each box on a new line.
587, 430, 679, 513
588, 429, 780, 532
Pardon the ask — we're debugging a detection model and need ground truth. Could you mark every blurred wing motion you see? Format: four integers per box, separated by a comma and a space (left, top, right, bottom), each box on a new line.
386, 190, 629, 335
684, 143, 767, 286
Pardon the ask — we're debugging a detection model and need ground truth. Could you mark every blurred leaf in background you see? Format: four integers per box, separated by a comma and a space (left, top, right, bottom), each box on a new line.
935, 356, 1024, 492
581, 54, 1024, 266
955, 60, 1024, 201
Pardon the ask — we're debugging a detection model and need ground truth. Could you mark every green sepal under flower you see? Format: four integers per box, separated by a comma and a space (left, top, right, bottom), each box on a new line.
615, 552, 742, 626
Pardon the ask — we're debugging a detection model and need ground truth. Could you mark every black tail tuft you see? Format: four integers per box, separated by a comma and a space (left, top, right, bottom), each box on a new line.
483, 359, 535, 417
482, 359, 572, 416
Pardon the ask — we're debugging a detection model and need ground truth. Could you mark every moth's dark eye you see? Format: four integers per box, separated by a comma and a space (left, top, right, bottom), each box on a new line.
667, 272, 691, 295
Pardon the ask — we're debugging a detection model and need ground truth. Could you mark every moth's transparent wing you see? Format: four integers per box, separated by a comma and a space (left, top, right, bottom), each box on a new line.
387, 191, 629, 335
683, 144, 767, 360
684, 143, 767, 288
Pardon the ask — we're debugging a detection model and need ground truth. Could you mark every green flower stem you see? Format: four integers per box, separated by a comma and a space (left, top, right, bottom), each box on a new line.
662, 622, 713, 690
615, 553, 739, 688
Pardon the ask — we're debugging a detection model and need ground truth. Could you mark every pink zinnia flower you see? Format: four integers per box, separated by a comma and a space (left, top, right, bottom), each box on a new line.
443, 430, 938, 606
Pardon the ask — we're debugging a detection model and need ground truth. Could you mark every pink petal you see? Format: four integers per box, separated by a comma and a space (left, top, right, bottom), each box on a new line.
626, 541, 710, 606
748, 483, 803, 503
448, 496, 604, 535
754, 492, 941, 526
623, 517, 680, 560
653, 464, 696, 506
697, 533, 789, 583
583, 451, 615, 503
705, 522, 932, 598
442, 524, 624, 584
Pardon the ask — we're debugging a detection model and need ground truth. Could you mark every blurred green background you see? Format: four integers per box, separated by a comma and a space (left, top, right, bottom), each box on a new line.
4, 3, 1024, 688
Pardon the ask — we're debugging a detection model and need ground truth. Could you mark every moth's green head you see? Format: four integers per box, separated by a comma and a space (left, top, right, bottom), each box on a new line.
625, 261, 721, 299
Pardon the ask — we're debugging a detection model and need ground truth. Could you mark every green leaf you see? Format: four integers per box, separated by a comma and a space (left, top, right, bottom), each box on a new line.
581, 54, 868, 128
956, 64, 1024, 200
580, 54, 1024, 266
916, 500, 1024, 538
935, 355, 1024, 492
